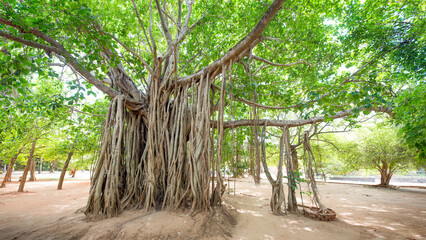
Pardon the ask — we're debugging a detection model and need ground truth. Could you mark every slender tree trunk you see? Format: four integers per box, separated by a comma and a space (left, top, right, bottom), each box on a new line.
234, 144, 240, 177
253, 92, 261, 185
261, 125, 286, 215
1, 143, 27, 188
211, 128, 215, 197
284, 128, 298, 212
18, 140, 37, 192
211, 91, 216, 195
212, 66, 228, 206
254, 125, 261, 185
71, 169, 77, 178
58, 146, 76, 190
29, 159, 36, 181
303, 132, 326, 212
249, 137, 254, 176
249, 108, 254, 176
38, 158, 42, 174
50, 162, 54, 173
291, 145, 299, 171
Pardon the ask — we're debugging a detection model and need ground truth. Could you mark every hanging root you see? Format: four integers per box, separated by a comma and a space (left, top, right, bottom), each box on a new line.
86, 71, 213, 218
301, 130, 336, 221
270, 183, 286, 215
260, 124, 286, 215
283, 127, 298, 213
85, 95, 127, 218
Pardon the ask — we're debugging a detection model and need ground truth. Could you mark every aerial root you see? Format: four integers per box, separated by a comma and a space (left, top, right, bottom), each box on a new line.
298, 204, 337, 221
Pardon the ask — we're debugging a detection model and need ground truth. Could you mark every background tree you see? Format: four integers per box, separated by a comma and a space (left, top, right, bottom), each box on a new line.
354, 126, 417, 186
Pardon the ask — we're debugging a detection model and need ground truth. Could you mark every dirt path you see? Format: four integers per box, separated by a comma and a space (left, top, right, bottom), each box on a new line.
0, 178, 425, 239
0, 180, 91, 239
226, 178, 426, 240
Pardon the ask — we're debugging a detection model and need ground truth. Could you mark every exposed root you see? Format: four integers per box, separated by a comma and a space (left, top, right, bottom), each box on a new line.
298, 204, 337, 221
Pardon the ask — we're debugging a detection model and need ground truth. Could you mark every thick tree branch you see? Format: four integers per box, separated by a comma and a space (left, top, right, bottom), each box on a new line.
212, 106, 394, 129
252, 55, 313, 68
0, 31, 58, 53
211, 83, 300, 110
0, 17, 65, 50
177, 0, 286, 85
219, 0, 285, 64
155, 0, 173, 45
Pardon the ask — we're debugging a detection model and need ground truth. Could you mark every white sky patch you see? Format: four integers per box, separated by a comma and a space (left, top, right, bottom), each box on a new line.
324, 19, 336, 26
338, 64, 357, 74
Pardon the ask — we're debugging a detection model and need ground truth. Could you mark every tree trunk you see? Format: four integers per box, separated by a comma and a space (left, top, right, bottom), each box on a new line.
249, 107, 254, 176
70, 169, 77, 178
253, 93, 261, 185
303, 132, 326, 212
284, 128, 298, 212
1, 143, 27, 188
57, 148, 75, 190
378, 162, 393, 186
234, 144, 240, 177
261, 125, 286, 215
254, 125, 261, 185
29, 159, 36, 181
249, 137, 254, 176
50, 162, 54, 173
86, 72, 213, 218
18, 140, 37, 192
291, 145, 299, 171
38, 158, 42, 174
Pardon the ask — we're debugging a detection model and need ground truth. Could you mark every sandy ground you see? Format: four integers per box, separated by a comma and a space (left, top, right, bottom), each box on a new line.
0, 177, 425, 240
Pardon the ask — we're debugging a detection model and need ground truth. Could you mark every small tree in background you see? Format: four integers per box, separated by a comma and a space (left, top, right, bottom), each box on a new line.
344, 126, 417, 186
362, 127, 417, 186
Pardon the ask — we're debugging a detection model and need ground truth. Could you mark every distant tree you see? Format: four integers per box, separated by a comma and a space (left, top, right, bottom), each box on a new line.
346, 126, 417, 186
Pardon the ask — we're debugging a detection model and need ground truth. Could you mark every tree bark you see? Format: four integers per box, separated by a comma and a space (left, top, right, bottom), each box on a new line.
38, 158, 42, 174
249, 127, 254, 176
29, 159, 36, 181
290, 145, 299, 171
57, 146, 76, 190
254, 125, 261, 185
261, 125, 286, 215
234, 144, 240, 177
1, 144, 26, 188
215, 107, 395, 129
303, 132, 326, 212
284, 128, 298, 212
378, 161, 393, 186
249, 106, 254, 176
18, 140, 37, 192
253, 91, 261, 185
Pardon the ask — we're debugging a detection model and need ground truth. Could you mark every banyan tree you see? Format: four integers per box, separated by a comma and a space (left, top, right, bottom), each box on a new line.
1, 0, 422, 218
